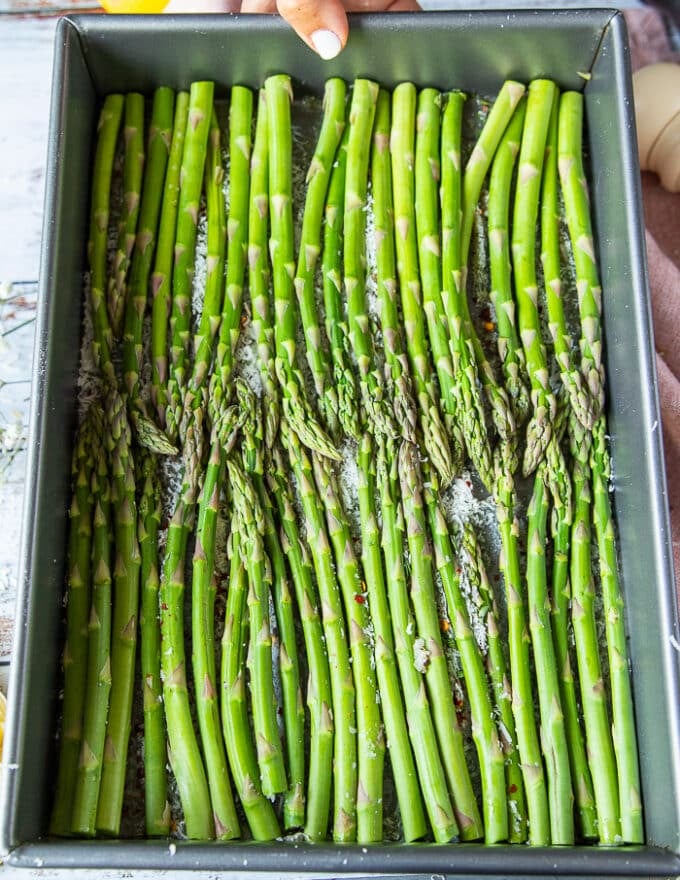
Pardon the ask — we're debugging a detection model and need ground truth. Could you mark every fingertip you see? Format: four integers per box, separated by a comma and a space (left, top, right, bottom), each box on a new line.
310, 28, 343, 60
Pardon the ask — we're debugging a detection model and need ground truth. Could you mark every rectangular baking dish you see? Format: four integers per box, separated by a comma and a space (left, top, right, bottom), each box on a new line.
1, 9, 679, 876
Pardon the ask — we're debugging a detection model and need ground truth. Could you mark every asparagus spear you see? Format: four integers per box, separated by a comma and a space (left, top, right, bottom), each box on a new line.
137, 451, 170, 837
321, 126, 361, 440
264, 74, 339, 461
391, 84, 461, 481
165, 81, 214, 444
591, 418, 642, 843
121, 86, 173, 429
294, 77, 346, 436
494, 467, 549, 844
456, 84, 522, 450
247, 89, 281, 450
312, 453, 385, 843
160, 420, 214, 840
70, 429, 112, 836
540, 90, 594, 431
227, 457, 287, 796
549, 473, 598, 841
50, 405, 101, 835
569, 417, 620, 844
376, 439, 459, 843
424, 471, 508, 843
88, 93, 124, 391
439, 89, 495, 490
283, 423, 357, 841
96, 389, 142, 836
371, 89, 418, 448
150, 90, 190, 427
487, 96, 530, 426
109, 92, 145, 339
239, 386, 305, 828
268, 445, 334, 841
358, 433, 427, 843
221, 527, 281, 841
207, 86, 254, 427
399, 441, 482, 840
526, 464, 574, 844
191, 436, 240, 839
459, 521, 527, 842
512, 78, 558, 476
557, 91, 604, 427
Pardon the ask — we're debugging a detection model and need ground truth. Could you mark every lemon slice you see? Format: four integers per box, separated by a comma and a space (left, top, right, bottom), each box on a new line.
100, 0, 168, 12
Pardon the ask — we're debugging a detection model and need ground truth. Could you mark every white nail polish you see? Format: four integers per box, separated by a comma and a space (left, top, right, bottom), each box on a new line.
311, 29, 342, 60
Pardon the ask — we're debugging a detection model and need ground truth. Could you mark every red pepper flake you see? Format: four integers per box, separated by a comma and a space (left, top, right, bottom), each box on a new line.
465, 479, 472, 488
508, 784, 518, 794
456, 567, 462, 575
354, 593, 366, 605
160, 603, 168, 611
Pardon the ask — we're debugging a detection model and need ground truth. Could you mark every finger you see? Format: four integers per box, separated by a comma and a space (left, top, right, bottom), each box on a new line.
345, 0, 420, 8
276, 0, 350, 59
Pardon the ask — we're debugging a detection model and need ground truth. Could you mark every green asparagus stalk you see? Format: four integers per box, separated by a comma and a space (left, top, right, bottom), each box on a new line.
96, 391, 141, 836
459, 521, 527, 842
192, 436, 240, 839
122, 86, 173, 423
494, 469, 549, 844
150, 90, 190, 427
184, 108, 228, 419
557, 92, 604, 426
344, 78, 395, 444
264, 74, 339, 461
357, 433, 427, 843
512, 78, 558, 476
413, 87, 468, 480
239, 386, 305, 829
398, 441, 481, 840
294, 77, 346, 436
221, 527, 281, 841
70, 431, 112, 837
227, 458, 287, 797
312, 452, 385, 843
371, 89, 418, 448
268, 445, 334, 841
457, 84, 523, 449
109, 92, 145, 338
424, 471, 508, 843
165, 81, 214, 443
461, 80, 526, 267
88, 93, 124, 390
569, 417, 620, 845
247, 89, 280, 450
50, 405, 101, 835
541, 90, 594, 431
283, 423, 357, 842
376, 439, 459, 843
160, 421, 214, 840
137, 451, 170, 837
526, 465, 574, 844
321, 126, 361, 440
549, 465, 598, 840
487, 96, 530, 426
391, 84, 462, 480
208, 86, 254, 423
439, 89, 495, 490
591, 418, 642, 843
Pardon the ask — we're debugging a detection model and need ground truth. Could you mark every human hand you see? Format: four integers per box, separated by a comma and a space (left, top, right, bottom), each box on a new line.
101, 0, 421, 53
240, 0, 422, 60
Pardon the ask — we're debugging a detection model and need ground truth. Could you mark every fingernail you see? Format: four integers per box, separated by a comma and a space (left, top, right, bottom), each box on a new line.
311, 29, 342, 60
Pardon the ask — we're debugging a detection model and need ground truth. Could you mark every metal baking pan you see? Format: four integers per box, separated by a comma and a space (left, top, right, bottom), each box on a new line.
1, 9, 679, 876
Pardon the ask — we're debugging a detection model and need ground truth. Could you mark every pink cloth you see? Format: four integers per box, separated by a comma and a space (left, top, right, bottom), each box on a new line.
625, 9, 680, 591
